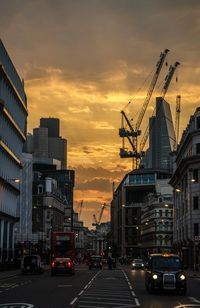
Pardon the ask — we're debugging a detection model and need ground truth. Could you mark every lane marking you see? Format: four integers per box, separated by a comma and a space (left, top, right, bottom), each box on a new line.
70, 297, 78, 305
69, 270, 101, 306
188, 297, 200, 303
135, 298, 140, 306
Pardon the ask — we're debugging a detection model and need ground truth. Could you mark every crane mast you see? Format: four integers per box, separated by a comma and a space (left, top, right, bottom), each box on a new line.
139, 61, 180, 153
135, 49, 170, 132
76, 200, 83, 219
119, 49, 169, 162
92, 203, 107, 226
173, 95, 181, 151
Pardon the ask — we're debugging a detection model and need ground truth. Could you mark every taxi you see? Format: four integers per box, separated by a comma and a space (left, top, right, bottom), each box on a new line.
145, 253, 187, 295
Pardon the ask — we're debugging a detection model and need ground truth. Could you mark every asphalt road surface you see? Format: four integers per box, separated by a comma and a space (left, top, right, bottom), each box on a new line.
0, 265, 199, 308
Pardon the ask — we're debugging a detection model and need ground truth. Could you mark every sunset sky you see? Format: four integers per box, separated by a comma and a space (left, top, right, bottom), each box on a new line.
1, 0, 200, 228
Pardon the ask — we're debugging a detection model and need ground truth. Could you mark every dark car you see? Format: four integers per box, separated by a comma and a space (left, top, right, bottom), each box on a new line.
131, 258, 145, 270
88, 255, 102, 270
51, 257, 75, 276
21, 255, 44, 274
145, 253, 187, 295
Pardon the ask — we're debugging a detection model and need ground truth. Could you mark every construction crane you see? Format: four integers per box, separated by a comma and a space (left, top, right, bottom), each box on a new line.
75, 200, 83, 219
139, 61, 180, 154
119, 49, 170, 165
173, 95, 181, 151
92, 203, 107, 226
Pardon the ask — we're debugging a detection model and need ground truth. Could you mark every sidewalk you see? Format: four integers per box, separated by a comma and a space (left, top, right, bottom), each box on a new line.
0, 269, 20, 280
186, 269, 200, 278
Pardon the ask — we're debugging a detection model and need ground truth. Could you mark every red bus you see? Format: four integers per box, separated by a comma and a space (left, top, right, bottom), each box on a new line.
51, 231, 75, 276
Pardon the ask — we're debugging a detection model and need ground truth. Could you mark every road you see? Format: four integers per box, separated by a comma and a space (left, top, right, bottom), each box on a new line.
0, 265, 199, 308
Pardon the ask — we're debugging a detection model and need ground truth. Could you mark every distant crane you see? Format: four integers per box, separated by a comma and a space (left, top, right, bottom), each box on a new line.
75, 200, 84, 219
92, 203, 107, 226
119, 49, 170, 167
139, 61, 180, 154
173, 95, 181, 151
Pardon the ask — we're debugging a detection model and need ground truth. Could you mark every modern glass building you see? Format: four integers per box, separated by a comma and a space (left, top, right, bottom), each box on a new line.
0, 40, 28, 262
142, 97, 176, 171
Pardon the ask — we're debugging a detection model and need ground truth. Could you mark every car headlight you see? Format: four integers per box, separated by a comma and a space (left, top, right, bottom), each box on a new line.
142, 264, 144, 267
180, 274, 186, 280
152, 274, 158, 280
132, 263, 136, 266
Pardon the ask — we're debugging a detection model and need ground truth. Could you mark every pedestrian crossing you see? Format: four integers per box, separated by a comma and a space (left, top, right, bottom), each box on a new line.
73, 269, 140, 307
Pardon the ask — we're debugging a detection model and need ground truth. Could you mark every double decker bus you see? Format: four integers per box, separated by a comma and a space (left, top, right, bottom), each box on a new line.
51, 231, 75, 276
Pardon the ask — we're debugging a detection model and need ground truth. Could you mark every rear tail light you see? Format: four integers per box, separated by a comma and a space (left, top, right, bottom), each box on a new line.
67, 261, 72, 267
51, 261, 55, 268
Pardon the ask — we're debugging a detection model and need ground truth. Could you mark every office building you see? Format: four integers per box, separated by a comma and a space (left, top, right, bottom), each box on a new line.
27, 118, 67, 169
111, 168, 172, 258
142, 97, 176, 171
0, 40, 28, 262
40, 118, 60, 138
169, 107, 200, 269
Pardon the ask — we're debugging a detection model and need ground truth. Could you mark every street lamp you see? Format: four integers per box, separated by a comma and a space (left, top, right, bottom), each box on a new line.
121, 204, 125, 257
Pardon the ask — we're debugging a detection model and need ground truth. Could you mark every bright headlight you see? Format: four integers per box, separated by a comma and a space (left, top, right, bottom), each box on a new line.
142, 264, 144, 267
180, 274, 185, 280
132, 263, 135, 266
153, 274, 158, 280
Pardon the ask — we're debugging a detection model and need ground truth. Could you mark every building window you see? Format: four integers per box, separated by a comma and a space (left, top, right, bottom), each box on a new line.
159, 210, 162, 217
196, 116, 200, 129
193, 169, 198, 182
194, 223, 199, 236
38, 185, 43, 194
193, 196, 199, 210
196, 143, 200, 154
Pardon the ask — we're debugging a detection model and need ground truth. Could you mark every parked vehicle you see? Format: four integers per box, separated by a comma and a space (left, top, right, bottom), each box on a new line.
21, 254, 44, 274
88, 255, 102, 270
131, 258, 145, 269
145, 253, 187, 294
50, 231, 75, 276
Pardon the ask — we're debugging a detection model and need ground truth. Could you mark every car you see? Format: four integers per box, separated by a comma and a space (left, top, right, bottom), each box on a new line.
131, 258, 145, 269
145, 253, 187, 295
21, 254, 44, 274
51, 257, 75, 276
88, 255, 102, 270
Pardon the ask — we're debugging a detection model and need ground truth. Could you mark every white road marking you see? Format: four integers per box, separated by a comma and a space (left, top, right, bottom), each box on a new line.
135, 298, 140, 306
131, 290, 136, 296
188, 297, 200, 303
174, 305, 200, 308
70, 270, 101, 306
70, 297, 78, 305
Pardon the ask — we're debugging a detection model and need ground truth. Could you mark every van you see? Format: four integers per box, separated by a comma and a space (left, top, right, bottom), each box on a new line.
21, 255, 44, 274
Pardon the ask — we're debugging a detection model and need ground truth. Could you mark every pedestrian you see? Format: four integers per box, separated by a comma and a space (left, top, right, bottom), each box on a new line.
107, 256, 112, 269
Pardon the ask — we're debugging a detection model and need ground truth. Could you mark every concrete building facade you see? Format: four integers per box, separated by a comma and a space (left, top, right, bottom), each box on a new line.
111, 168, 172, 258
141, 192, 173, 254
169, 107, 200, 270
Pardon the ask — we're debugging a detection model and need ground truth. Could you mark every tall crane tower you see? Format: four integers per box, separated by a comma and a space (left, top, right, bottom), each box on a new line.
92, 203, 107, 226
75, 200, 84, 219
119, 49, 169, 168
139, 61, 180, 154
173, 95, 181, 151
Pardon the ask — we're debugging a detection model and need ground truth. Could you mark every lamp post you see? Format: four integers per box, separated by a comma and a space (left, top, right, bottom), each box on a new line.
121, 204, 125, 257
